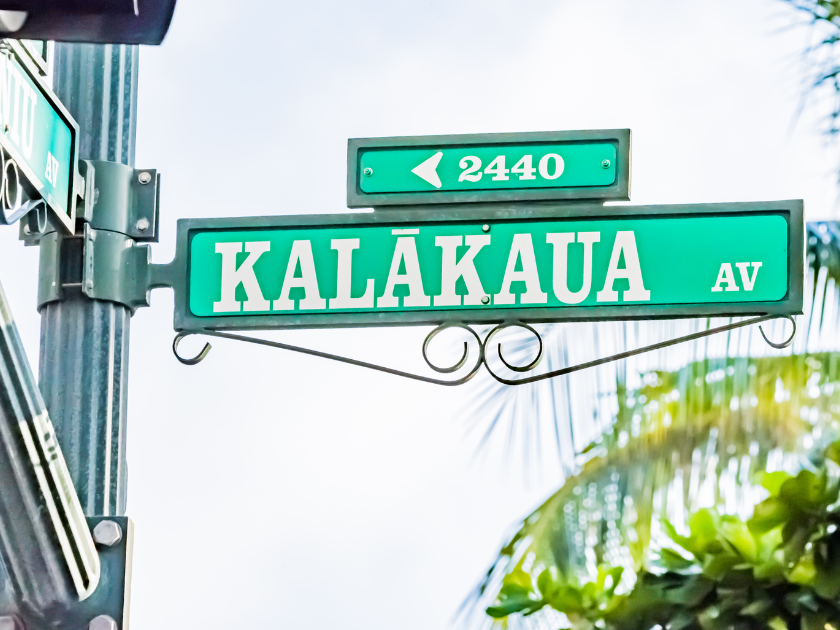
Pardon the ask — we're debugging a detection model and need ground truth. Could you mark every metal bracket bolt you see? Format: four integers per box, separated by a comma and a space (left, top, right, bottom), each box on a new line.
135, 218, 149, 233
92, 521, 122, 547
89, 615, 118, 630
137, 171, 152, 185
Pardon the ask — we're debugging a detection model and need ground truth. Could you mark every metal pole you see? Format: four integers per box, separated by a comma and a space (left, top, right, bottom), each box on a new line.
38, 43, 139, 517
0, 278, 99, 625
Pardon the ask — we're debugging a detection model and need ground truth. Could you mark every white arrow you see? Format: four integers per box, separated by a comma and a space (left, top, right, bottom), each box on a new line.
411, 151, 443, 189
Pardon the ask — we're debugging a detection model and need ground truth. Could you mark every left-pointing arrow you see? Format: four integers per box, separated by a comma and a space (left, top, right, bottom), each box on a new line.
411, 151, 443, 189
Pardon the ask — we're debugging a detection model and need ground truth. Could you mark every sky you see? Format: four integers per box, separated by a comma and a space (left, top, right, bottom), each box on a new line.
0, 0, 838, 628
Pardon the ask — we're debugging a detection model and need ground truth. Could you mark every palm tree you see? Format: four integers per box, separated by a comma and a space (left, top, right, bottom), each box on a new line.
454, 5, 840, 626
458, 222, 840, 630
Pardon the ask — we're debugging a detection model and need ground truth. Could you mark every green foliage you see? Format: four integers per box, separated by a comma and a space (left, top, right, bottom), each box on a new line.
485, 442, 840, 630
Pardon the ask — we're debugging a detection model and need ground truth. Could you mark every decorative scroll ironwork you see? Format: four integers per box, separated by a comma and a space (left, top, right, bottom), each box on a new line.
172, 314, 796, 387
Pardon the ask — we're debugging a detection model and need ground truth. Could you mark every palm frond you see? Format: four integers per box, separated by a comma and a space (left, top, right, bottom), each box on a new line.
465, 223, 840, 478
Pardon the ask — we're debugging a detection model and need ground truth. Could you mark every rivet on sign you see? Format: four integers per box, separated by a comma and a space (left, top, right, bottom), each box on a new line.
363, 167, 373, 177
482, 224, 490, 233
601, 159, 611, 169
481, 296, 490, 305
138, 171, 152, 185
135, 218, 150, 233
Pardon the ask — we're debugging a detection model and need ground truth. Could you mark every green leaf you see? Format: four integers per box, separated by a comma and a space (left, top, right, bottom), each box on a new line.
719, 520, 758, 562
702, 552, 739, 580
605, 566, 624, 597
761, 471, 794, 496
548, 585, 585, 614
788, 556, 817, 585
486, 597, 540, 619
689, 509, 719, 551
780, 470, 828, 512
768, 617, 788, 630
659, 548, 696, 572
749, 498, 791, 534
814, 538, 840, 598
740, 598, 773, 617
536, 569, 555, 598
663, 576, 714, 607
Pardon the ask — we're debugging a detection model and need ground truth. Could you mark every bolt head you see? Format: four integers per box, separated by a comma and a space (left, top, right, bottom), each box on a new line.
92, 520, 122, 547
135, 218, 150, 232
601, 159, 611, 169
482, 224, 490, 233
137, 171, 152, 184
89, 615, 118, 630
363, 167, 373, 177
481, 296, 490, 305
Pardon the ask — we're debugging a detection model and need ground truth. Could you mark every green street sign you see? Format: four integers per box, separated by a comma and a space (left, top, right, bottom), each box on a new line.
0, 40, 81, 232
347, 130, 630, 208
157, 200, 802, 332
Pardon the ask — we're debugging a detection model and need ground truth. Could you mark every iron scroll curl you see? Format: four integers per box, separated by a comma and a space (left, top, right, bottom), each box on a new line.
172, 314, 796, 387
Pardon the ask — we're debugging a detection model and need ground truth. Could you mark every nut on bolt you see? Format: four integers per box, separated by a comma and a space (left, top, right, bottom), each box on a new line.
92, 520, 122, 547
89, 615, 118, 630
137, 171, 152, 184
135, 218, 150, 233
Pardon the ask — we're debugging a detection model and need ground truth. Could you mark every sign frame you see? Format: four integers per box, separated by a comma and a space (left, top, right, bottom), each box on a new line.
2, 40, 82, 233
157, 200, 804, 333
346, 129, 631, 208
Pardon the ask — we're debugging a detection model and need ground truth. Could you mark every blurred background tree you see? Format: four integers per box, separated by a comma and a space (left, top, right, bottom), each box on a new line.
459, 3, 840, 627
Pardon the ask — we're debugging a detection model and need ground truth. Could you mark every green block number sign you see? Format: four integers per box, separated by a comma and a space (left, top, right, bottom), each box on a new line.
174, 202, 802, 332
347, 130, 631, 208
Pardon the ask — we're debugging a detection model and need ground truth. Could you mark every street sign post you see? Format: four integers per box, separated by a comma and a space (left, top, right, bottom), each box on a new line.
347, 129, 630, 208
0, 39, 81, 231
153, 200, 802, 333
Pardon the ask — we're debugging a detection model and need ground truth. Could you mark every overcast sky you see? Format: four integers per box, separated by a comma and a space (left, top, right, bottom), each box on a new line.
0, 1, 837, 628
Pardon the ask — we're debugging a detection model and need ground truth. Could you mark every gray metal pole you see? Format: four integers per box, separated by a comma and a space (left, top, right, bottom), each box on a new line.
38, 43, 139, 517
0, 278, 100, 625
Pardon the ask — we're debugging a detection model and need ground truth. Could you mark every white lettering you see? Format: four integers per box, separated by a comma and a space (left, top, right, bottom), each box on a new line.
546, 231, 600, 304
274, 240, 327, 311
377, 236, 430, 307
596, 231, 650, 302
495, 234, 547, 305
711, 263, 739, 292
213, 241, 271, 313
434, 234, 491, 306
735, 262, 762, 291
329, 238, 374, 309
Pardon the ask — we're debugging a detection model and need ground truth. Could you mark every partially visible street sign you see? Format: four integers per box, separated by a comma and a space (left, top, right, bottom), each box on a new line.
0, 40, 81, 232
347, 129, 630, 208
161, 200, 802, 332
